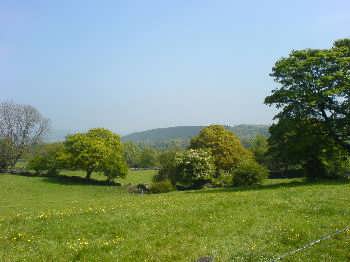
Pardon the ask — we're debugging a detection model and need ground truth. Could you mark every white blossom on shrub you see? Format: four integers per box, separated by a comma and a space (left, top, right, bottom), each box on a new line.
175, 149, 215, 184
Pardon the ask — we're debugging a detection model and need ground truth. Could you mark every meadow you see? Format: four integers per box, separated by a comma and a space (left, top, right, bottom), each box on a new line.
0, 170, 349, 261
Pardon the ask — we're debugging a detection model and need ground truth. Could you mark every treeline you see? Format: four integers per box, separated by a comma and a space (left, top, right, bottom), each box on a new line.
1, 38, 350, 192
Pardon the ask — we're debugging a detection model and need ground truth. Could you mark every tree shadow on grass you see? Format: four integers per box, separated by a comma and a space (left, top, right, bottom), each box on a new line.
41, 175, 121, 186
184, 178, 349, 194
0, 170, 120, 186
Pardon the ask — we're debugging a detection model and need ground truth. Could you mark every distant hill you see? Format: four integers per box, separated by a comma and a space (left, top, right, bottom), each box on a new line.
122, 125, 269, 149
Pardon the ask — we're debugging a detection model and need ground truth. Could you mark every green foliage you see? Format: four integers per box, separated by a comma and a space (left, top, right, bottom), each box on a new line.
149, 179, 175, 194
123, 142, 160, 168
0, 138, 14, 170
63, 128, 127, 181
232, 159, 268, 186
268, 118, 349, 179
123, 141, 141, 168
122, 125, 269, 150
250, 135, 269, 166
138, 146, 159, 168
174, 148, 215, 186
265, 38, 350, 153
153, 150, 179, 185
27, 143, 64, 175
190, 125, 252, 172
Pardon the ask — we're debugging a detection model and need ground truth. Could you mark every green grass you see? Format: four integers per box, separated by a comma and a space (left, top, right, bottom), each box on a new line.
0, 171, 349, 261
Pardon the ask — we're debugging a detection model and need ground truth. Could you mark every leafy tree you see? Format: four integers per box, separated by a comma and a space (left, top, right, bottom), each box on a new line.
250, 135, 269, 166
153, 150, 181, 185
268, 118, 349, 178
27, 143, 64, 175
0, 101, 49, 169
265, 39, 350, 153
138, 146, 159, 168
123, 141, 141, 168
174, 148, 215, 187
190, 125, 252, 172
63, 128, 127, 181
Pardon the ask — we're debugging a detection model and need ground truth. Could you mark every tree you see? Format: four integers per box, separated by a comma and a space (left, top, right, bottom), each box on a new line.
174, 148, 215, 187
268, 118, 349, 178
123, 141, 141, 168
250, 135, 269, 166
265, 39, 350, 153
190, 125, 252, 172
0, 101, 49, 169
138, 146, 159, 168
63, 128, 127, 181
153, 149, 182, 185
27, 143, 65, 175
0, 138, 13, 170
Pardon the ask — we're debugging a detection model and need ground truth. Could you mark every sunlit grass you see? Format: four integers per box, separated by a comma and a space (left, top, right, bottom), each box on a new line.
0, 171, 349, 261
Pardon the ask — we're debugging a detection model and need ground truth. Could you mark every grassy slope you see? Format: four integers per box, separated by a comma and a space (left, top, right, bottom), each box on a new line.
0, 171, 349, 261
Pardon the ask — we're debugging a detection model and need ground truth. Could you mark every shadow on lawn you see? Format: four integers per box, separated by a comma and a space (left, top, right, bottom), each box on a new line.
41, 175, 120, 186
1, 170, 119, 186
185, 179, 349, 194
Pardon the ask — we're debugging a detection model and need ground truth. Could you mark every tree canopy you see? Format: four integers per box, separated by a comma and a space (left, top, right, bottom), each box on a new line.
190, 125, 252, 171
265, 39, 350, 153
0, 101, 49, 169
63, 128, 127, 181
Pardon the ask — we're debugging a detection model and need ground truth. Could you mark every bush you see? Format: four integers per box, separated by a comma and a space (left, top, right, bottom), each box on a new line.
211, 170, 234, 187
27, 143, 64, 175
303, 154, 350, 180
175, 148, 215, 187
232, 160, 268, 186
153, 150, 178, 185
149, 180, 175, 194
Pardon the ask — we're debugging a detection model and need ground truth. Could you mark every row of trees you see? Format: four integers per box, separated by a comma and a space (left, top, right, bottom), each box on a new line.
152, 125, 268, 190
1, 38, 349, 189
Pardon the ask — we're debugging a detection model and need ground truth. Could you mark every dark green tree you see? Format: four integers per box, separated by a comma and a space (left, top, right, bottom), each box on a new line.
265, 39, 350, 153
250, 135, 269, 166
268, 118, 349, 178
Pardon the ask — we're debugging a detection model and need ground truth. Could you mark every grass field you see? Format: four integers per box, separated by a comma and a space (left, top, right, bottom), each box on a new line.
0, 170, 349, 261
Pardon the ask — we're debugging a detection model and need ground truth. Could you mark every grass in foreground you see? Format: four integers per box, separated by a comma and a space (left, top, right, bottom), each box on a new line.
0, 170, 349, 261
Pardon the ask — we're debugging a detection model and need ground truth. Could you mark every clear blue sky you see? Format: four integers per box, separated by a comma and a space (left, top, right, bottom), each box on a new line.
1, 0, 349, 135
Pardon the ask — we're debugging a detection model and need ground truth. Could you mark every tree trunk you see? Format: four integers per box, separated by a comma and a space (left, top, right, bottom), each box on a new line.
86, 170, 92, 180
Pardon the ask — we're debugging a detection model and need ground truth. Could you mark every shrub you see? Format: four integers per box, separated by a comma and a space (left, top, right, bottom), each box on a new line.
153, 150, 178, 185
149, 180, 175, 194
175, 148, 215, 187
211, 170, 234, 187
232, 159, 268, 186
27, 143, 64, 175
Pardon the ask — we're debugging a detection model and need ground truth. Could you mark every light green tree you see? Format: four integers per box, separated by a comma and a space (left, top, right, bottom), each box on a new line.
64, 128, 127, 181
190, 125, 252, 172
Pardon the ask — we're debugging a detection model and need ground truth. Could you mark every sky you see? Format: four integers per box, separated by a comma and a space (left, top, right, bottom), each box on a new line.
1, 0, 349, 135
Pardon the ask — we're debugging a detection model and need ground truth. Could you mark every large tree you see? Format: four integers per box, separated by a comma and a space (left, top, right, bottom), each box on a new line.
63, 128, 127, 181
268, 118, 349, 178
190, 125, 252, 171
265, 39, 350, 153
0, 101, 49, 169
